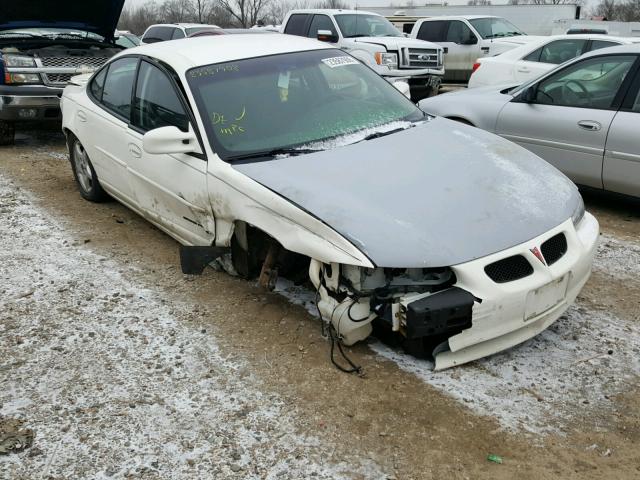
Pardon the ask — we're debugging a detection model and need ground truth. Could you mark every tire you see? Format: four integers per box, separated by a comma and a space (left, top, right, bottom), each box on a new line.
0, 121, 15, 146
69, 136, 109, 202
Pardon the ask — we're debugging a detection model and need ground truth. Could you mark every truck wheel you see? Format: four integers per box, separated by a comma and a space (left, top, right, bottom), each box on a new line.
69, 136, 109, 202
0, 121, 15, 146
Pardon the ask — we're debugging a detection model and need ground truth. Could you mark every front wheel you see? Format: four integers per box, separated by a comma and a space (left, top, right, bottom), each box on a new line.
69, 137, 108, 202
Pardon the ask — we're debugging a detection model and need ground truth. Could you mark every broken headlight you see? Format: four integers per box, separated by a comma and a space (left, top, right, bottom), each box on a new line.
3, 55, 36, 68
571, 196, 585, 226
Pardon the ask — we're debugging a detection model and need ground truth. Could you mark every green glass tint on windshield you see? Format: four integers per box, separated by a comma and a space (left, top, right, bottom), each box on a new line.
187, 49, 422, 160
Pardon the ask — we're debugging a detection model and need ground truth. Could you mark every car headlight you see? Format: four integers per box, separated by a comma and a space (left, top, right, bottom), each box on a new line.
4, 73, 41, 84
571, 196, 585, 226
374, 52, 398, 68
3, 55, 37, 67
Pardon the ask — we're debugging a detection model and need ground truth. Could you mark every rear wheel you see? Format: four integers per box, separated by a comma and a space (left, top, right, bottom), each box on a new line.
0, 121, 15, 146
69, 136, 108, 202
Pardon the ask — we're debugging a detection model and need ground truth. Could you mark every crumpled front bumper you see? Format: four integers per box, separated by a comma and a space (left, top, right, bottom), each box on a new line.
434, 212, 599, 370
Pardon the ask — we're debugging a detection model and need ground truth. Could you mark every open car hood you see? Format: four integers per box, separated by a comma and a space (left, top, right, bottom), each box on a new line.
234, 117, 581, 268
0, 1, 126, 41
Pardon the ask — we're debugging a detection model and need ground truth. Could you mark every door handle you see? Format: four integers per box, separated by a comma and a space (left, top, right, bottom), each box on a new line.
517, 67, 530, 73
577, 120, 601, 131
77, 110, 87, 122
128, 143, 142, 158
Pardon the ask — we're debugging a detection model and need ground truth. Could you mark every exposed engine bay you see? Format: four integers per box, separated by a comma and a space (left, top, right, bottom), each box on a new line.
184, 223, 478, 371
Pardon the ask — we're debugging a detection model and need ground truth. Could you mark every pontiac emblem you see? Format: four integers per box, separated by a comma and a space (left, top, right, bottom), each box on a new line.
530, 246, 546, 266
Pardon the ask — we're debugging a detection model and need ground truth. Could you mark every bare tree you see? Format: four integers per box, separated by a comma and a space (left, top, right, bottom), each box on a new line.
218, 0, 274, 27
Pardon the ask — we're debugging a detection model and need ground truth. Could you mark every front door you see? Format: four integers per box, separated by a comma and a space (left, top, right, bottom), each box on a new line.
496, 53, 638, 189
126, 60, 215, 246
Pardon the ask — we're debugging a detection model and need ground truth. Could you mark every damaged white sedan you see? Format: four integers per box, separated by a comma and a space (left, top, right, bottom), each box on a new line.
60, 35, 599, 370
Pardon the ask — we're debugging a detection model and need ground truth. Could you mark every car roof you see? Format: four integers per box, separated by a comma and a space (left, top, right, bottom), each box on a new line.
119, 34, 329, 71
146, 23, 216, 29
419, 15, 498, 21
578, 42, 640, 58
288, 9, 380, 16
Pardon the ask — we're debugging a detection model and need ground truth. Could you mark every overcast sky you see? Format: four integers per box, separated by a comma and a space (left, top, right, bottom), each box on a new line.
123, 0, 597, 14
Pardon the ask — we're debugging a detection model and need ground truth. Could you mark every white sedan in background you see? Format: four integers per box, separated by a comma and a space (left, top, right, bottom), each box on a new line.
60, 35, 598, 370
421, 45, 640, 198
469, 34, 640, 88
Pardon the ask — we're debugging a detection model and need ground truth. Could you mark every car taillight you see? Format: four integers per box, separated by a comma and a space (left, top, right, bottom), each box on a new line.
472, 62, 481, 74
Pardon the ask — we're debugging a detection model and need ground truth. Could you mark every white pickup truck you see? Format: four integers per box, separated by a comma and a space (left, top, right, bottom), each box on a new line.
410, 15, 542, 84
282, 9, 444, 99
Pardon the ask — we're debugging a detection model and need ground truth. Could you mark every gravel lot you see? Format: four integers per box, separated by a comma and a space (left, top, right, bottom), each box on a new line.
1, 125, 639, 479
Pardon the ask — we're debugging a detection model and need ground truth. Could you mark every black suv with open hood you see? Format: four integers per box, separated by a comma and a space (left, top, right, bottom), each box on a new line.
0, 1, 125, 144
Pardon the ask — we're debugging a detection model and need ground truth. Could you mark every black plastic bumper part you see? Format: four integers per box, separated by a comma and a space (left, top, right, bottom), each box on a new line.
405, 287, 475, 339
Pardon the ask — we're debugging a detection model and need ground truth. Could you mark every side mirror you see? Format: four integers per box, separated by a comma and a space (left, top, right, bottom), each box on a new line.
143, 125, 202, 155
317, 29, 338, 43
460, 35, 478, 45
518, 86, 537, 104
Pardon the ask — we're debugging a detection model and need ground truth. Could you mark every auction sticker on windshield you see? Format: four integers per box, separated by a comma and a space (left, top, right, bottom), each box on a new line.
322, 56, 359, 68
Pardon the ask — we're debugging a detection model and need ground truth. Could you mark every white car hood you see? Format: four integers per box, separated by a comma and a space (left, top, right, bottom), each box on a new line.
353, 36, 437, 50
234, 117, 580, 268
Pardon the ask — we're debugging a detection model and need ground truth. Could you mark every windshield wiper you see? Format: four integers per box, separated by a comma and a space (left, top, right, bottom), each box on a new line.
344, 34, 369, 38
228, 147, 322, 162
361, 125, 414, 142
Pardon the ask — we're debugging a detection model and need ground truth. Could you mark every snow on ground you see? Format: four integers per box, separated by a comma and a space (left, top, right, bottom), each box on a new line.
594, 233, 640, 281
277, 234, 640, 436
0, 175, 386, 479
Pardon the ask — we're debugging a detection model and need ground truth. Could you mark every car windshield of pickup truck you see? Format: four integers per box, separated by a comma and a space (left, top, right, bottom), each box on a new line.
335, 14, 402, 38
469, 18, 524, 39
187, 49, 422, 161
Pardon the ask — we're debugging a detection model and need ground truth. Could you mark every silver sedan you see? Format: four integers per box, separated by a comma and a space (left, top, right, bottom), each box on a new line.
420, 44, 640, 198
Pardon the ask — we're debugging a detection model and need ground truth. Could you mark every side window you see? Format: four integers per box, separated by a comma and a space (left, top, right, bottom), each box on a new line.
633, 85, 640, 113
284, 14, 310, 36
590, 40, 619, 52
538, 39, 588, 65
101, 57, 138, 118
402, 23, 414, 34
132, 61, 189, 133
446, 21, 474, 44
172, 28, 185, 39
523, 47, 542, 62
143, 26, 173, 43
89, 67, 107, 101
416, 21, 449, 43
535, 55, 636, 109
308, 14, 336, 38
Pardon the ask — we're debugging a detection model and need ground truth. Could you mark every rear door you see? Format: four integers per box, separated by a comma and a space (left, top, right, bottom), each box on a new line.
496, 54, 637, 189
82, 57, 138, 204
126, 60, 215, 245
603, 61, 640, 197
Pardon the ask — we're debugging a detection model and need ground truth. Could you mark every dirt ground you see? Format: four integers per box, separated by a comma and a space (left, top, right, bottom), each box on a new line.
1, 124, 639, 479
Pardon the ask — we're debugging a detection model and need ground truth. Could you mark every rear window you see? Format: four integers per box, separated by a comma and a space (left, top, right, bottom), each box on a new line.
284, 14, 309, 36
143, 26, 174, 43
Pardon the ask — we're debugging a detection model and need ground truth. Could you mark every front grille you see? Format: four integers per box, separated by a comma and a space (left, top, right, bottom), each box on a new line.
403, 48, 440, 69
485, 255, 533, 283
39, 56, 108, 69
541, 233, 567, 266
42, 73, 74, 85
